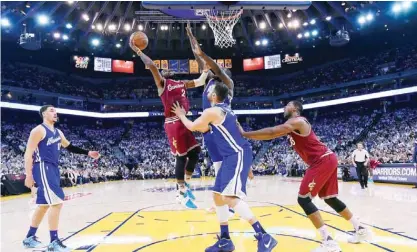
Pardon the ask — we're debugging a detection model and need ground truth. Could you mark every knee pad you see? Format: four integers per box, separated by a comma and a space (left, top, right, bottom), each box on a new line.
297, 196, 318, 215
213, 161, 222, 177
175, 155, 187, 180
324, 197, 346, 213
216, 205, 230, 223
185, 148, 200, 173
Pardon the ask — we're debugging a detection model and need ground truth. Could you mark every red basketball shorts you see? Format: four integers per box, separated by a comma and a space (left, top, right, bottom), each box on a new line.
299, 153, 339, 199
164, 117, 200, 156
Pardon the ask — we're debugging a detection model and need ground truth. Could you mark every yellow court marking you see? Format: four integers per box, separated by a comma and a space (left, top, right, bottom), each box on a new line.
65, 205, 417, 252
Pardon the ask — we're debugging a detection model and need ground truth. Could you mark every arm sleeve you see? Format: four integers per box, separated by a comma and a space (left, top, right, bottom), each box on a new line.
66, 143, 89, 155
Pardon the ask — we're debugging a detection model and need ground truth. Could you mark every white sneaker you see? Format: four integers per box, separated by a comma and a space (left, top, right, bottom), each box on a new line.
311, 239, 341, 252
348, 227, 373, 244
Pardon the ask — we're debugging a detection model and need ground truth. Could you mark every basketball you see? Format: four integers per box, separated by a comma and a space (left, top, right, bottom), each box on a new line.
130, 31, 148, 51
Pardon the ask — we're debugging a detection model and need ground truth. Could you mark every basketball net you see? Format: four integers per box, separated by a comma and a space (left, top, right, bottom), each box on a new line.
201, 9, 243, 48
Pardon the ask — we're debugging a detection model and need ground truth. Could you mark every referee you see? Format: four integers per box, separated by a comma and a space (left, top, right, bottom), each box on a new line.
352, 142, 370, 189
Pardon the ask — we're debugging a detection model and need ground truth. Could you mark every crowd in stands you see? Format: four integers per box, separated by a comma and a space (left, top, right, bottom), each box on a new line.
2, 105, 415, 188
2, 43, 417, 112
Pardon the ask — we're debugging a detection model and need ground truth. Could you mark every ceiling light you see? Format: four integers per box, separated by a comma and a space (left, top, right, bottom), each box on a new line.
326, 16, 332, 21
37, 15, 49, 25
82, 13, 89, 22
124, 23, 131, 31
402, 1, 412, 10
310, 19, 316, 25
91, 25, 95, 29
278, 23, 283, 29
66, 23, 72, 29
304, 31, 310, 38
255, 40, 260, 46
202, 24, 207, 30
366, 13, 374, 21
392, 3, 402, 13
138, 24, 144, 31
341, 2, 346, 6
261, 39, 268, 45
53, 32, 60, 39
67, 1, 74, 4
91, 39, 100, 46
62, 34, 69, 40
116, 43, 121, 48
303, 22, 308, 26
292, 19, 300, 28
259, 21, 266, 30
287, 21, 293, 28
1, 18, 10, 27
287, 13, 292, 18
108, 24, 116, 31
96, 23, 103, 31
312, 30, 318, 36
297, 33, 303, 39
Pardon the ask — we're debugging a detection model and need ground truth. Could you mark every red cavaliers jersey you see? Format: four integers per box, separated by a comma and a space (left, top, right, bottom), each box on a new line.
287, 117, 332, 166
160, 79, 190, 118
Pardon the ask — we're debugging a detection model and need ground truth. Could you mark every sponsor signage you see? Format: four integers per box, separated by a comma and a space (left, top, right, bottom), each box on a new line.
94, 57, 112, 72
112, 60, 134, 73
73, 55, 90, 69
264, 54, 282, 69
339, 164, 417, 184
282, 53, 303, 64
243, 57, 264, 71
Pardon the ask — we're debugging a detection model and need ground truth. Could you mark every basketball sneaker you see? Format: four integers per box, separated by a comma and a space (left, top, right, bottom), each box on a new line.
47, 239, 71, 252
255, 233, 278, 252
22, 236, 43, 248
348, 226, 373, 244
311, 239, 341, 252
205, 235, 235, 252
184, 182, 196, 200
176, 192, 197, 209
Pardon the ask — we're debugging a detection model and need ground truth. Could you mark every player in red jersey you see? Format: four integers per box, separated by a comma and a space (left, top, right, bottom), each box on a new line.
240, 101, 373, 252
130, 42, 210, 209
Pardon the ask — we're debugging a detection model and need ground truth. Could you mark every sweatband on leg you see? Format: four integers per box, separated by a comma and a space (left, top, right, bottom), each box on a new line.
233, 200, 255, 221
216, 205, 230, 223
175, 155, 187, 181
185, 147, 200, 174
297, 196, 318, 215
324, 197, 347, 213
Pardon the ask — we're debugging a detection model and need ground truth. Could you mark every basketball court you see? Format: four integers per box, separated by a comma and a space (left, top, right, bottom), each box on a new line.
2, 177, 417, 251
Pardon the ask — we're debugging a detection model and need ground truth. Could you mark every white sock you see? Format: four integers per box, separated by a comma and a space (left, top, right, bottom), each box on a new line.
318, 225, 331, 241
349, 216, 361, 231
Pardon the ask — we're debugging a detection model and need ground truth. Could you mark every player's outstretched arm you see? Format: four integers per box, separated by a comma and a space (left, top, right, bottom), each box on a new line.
171, 102, 212, 132
239, 119, 298, 141
24, 126, 45, 188
186, 23, 206, 71
185, 65, 210, 89
190, 37, 234, 94
130, 40, 164, 90
57, 129, 100, 159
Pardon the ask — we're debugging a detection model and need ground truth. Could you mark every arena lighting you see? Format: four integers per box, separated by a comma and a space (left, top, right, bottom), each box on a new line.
292, 19, 300, 28
255, 40, 260, 46
91, 39, 100, 46
278, 23, 284, 29
66, 23, 72, 29
326, 16, 332, 21
1, 18, 10, 27
202, 24, 207, 30
310, 19, 316, 25
116, 43, 121, 48
108, 24, 116, 31
287, 13, 292, 18
402, 1, 412, 10
312, 30, 318, 36
37, 15, 49, 25
366, 13, 374, 21
392, 3, 402, 13
303, 22, 308, 26
304, 31, 310, 38
138, 24, 144, 31
91, 25, 95, 29
124, 23, 131, 31
358, 16, 366, 24
67, 1, 74, 4
297, 33, 303, 39
2, 87, 417, 117
259, 21, 266, 30
261, 39, 268, 45
96, 23, 103, 31
53, 32, 61, 39
62, 34, 69, 40
82, 13, 89, 22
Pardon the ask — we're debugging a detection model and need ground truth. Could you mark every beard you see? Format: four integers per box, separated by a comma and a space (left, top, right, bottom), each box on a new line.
284, 112, 291, 120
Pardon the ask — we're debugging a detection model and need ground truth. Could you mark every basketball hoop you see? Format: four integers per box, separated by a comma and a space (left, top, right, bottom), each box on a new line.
200, 9, 243, 49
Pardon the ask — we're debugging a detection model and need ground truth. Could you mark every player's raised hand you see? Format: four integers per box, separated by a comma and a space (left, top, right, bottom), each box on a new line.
186, 22, 193, 37
171, 101, 186, 117
191, 37, 203, 56
129, 36, 142, 55
88, 151, 100, 159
